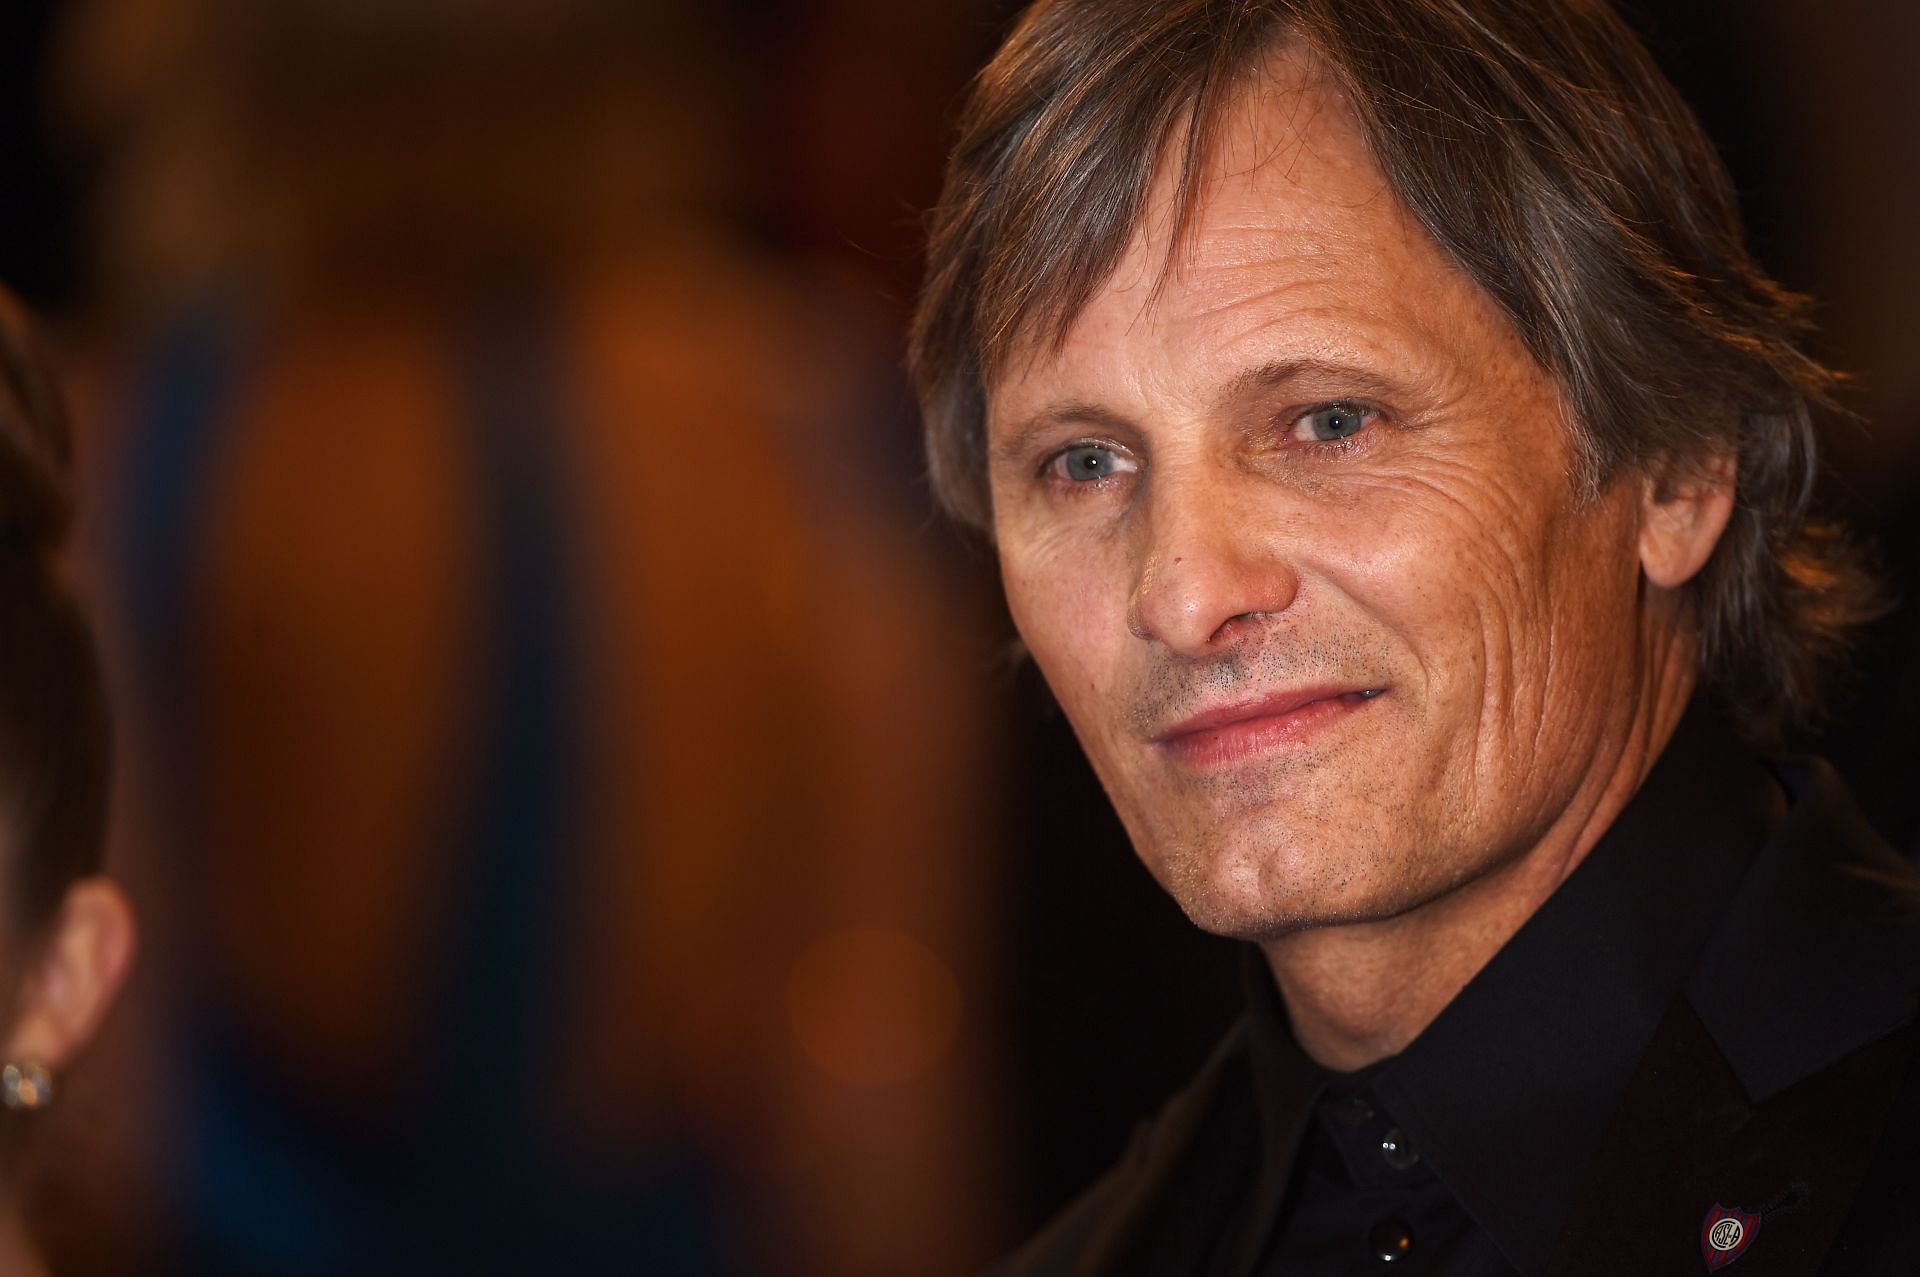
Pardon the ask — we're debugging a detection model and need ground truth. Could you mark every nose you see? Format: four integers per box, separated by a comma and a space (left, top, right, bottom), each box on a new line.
1126, 466, 1301, 655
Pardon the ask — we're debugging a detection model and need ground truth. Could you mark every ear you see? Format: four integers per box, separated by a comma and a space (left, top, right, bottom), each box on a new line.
2, 877, 136, 1072
1638, 453, 1736, 589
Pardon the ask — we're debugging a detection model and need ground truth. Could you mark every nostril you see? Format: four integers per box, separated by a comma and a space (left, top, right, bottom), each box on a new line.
1129, 551, 1302, 654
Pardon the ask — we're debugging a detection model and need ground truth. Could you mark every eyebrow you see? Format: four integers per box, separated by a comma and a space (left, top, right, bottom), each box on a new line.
989, 356, 1415, 467
1215, 357, 1412, 407
988, 401, 1137, 470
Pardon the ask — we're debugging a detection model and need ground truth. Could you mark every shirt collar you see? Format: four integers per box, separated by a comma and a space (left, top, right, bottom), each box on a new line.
1239, 946, 1327, 1260
1243, 704, 1786, 1276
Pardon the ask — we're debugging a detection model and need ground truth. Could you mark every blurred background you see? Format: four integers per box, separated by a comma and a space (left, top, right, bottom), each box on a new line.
0, 0, 1911, 1272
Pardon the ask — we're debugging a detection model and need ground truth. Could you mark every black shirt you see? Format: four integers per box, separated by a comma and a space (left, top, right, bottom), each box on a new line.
1232, 708, 1786, 1274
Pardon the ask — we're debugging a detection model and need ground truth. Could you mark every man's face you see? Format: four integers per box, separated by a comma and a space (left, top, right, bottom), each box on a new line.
985, 50, 1660, 939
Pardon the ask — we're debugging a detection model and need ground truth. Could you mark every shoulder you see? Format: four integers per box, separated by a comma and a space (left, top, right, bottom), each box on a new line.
1550, 755, 1920, 1276
1688, 755, 1920, 1102
1754, 757, 1920, 1273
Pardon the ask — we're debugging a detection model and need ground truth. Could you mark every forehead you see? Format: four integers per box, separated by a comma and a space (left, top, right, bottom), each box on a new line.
988, 43, 1531, 422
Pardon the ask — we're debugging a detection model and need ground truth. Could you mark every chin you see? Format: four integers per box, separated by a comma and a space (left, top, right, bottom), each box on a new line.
1147, 819, 1414, 940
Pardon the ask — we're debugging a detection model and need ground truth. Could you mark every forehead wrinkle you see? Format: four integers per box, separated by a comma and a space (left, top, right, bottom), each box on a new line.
1004, 41, 1350, 380
1179, 282, 1473, 421
1172, 210, 1534, 422
993, 39, 1528, 451
1103, 86, 1414, 364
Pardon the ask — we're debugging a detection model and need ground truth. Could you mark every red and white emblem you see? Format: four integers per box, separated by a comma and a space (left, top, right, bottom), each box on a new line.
1700, 1203, 1760, 1271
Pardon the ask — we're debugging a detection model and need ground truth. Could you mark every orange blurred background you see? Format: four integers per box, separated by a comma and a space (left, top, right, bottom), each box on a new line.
0, 1, 1912, 1273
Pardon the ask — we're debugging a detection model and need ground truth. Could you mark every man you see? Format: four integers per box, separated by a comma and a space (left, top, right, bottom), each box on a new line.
911, 1, 1920, 1273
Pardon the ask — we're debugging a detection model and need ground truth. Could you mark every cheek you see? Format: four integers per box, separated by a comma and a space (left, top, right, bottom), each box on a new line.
999, 530, 1131, 707
1307, 466, 1637, 718
1300, 467, 1542, 659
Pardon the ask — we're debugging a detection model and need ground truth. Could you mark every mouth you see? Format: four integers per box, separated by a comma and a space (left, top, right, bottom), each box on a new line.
1149, 686, 1385, 767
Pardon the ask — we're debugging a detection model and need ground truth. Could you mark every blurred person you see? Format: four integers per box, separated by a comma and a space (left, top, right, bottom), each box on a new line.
913, 0, 1920, 1272
0, 288, 136, 1275
53, 0, 999, 1272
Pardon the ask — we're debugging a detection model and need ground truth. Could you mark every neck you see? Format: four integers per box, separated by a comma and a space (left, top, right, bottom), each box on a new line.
1259, 633, 1701, 1073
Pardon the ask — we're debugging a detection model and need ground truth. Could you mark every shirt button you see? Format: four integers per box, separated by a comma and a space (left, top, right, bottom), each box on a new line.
1379, 1127, 1420, 1170
1368, 1217, 1415, 1262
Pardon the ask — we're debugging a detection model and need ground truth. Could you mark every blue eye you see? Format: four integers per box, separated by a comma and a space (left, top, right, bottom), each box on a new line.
1055, 443, 1133, 482
1291, 402, 1374, 442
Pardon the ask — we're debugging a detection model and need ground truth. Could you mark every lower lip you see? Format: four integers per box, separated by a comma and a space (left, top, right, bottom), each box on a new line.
1155, 691, 1382, 767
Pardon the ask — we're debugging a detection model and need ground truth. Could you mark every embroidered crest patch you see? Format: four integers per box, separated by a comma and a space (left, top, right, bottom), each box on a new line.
1700, 1203, 1760, 1271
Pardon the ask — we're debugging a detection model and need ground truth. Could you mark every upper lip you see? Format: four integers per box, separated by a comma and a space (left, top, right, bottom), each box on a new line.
1149, 685, 1377, 743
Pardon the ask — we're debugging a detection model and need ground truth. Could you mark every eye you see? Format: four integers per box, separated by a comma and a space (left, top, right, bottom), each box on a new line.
1048, 443, 1138, 483
1287, 401, 1377, 443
